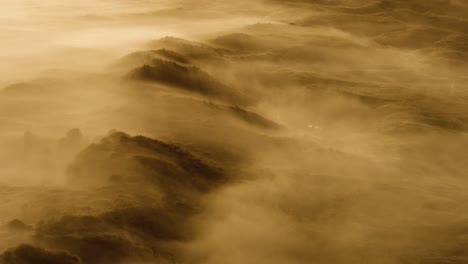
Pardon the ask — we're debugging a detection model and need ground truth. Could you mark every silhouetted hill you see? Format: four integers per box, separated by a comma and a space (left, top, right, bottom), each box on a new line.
127, 59, 250, 105
8, 131, 228, 264
115, 49, 190, 70
146, 37, 228, 62
1, 244, 81, 264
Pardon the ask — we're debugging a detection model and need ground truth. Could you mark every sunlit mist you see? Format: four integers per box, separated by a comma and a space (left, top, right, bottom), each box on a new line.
0, 1, 467, 264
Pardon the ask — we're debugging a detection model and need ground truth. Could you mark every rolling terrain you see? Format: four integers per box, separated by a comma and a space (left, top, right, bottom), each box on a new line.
0, 1, 468, 263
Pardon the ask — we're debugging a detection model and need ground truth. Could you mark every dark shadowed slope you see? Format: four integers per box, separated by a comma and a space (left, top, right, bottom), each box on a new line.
68, 131, 225, 191
115, 49, 191, 70
1, 244, 81, 264
126, 59, 250, 105
1, 131, 230, 264
145, 37, 228, 62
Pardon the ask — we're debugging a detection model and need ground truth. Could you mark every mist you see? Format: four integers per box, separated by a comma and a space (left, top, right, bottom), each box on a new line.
0, 0, 467, 263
